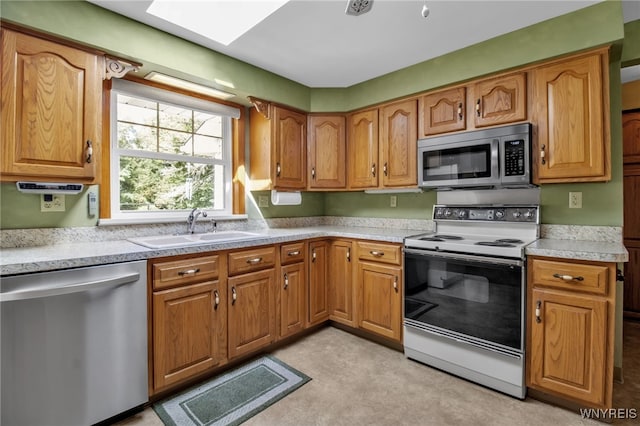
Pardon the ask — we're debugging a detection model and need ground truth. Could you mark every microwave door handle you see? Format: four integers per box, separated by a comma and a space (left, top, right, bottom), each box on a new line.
492, 139, 500, 179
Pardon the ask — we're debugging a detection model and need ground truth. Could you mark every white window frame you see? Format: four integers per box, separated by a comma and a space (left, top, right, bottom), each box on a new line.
109, 79, 240, 223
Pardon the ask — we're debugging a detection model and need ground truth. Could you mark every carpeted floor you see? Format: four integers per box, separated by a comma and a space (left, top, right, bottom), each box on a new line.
116, 321, 640, 426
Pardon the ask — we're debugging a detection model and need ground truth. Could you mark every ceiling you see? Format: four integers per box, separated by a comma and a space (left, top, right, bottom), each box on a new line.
90, 0, 638, 88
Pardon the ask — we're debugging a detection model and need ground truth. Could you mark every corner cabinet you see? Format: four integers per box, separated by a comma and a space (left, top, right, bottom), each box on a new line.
249, 98, 307, 190
532, 49, 610, 183
329, 240, 355, 327
151, 255, 226, 392
527, 256, 616, 409
308, 240, 330, 325
307, 114, 346, 189
1, 28, 103, 182
278, 242, 307, 339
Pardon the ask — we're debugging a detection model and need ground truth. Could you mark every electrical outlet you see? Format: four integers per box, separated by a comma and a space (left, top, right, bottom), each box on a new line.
258, 195, 269, 208
390, 195, 397, 208
569, 191, 582, 209
41, 194, 65, 212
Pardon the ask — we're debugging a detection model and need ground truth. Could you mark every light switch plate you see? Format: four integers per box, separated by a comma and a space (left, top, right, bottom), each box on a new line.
569, 191, 582, 209
390, 195, 397, 208
41, 194, 65, 212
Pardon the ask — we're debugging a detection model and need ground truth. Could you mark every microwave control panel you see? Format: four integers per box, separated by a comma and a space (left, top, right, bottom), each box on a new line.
504, 139, 525, 176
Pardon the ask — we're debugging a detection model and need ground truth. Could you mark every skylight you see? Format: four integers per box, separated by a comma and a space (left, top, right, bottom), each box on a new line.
146, 0, 290, 46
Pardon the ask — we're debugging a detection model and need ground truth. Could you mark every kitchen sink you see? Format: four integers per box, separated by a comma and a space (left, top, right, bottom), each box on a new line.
128, 231, 263, 249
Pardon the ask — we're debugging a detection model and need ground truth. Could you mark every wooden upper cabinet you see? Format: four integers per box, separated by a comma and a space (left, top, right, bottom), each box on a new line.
418, 87, 466, 137
532, 50, 610, 183
1, 29, 102, 182
248, 100, 306, 190
623, 111, 640, 164
307, 115, 346, 189
472, 72, 527, 128
379, 99, 417, 187
347, 109, 379, 189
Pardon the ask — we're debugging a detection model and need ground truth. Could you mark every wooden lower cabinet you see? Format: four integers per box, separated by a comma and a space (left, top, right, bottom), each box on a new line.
357, 261, 402, 342
527, 256, 616, 409
329, 240, 355, 326
308, 240, 330, 325
152, 280, 226, 391
278, 261, 306, 338
228, 268, 276, 358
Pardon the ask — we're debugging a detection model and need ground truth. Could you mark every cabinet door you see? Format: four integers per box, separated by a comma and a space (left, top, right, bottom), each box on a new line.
329, 240, 354, 326
308, 240, 330, 325
1, 29, 101, 181
308, 115, 346, 189
623, 111, 640, 164
623, 243, 640, 315
418, 87, 466, 137
528, 288, 608, 406
153, 281, 225, 390
358, 262, 402, 342
348, 109, 379, 189
380, 99, 417, 187
228, 269, 275, 358
533, 52, 609, 182
279, 262, 306, 338
473, 72, 527, 128
274, 106, 306, 189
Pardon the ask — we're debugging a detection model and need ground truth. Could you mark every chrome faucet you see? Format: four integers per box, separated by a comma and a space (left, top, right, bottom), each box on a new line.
187, 208, 207, 234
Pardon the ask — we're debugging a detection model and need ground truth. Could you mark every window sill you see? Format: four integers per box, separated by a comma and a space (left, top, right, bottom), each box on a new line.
98, 214, 248, 227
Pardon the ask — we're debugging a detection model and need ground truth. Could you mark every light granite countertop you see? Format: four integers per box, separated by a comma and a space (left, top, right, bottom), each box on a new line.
525, 239, 628, 263
0, 226, 425, 276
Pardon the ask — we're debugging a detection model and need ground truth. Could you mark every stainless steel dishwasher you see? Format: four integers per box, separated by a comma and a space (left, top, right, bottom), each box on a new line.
1, 260, 148, 426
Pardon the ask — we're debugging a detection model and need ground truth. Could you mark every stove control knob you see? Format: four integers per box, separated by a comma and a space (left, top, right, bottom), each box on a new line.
458, 210, 466, 219
495, 210, 505, 219
444, 209, 452, 217
524, 210, 535, 220
512, 211, 522, 219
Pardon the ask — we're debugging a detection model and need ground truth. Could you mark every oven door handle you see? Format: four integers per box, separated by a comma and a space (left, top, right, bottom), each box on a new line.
404, 248, 523, 267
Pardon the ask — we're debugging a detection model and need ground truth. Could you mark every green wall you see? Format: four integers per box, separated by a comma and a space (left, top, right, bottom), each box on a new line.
622, 20, 640, 66
0, 1, 632, 228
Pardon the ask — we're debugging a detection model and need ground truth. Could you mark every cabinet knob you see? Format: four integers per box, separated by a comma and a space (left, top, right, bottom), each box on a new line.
552, 273, 584, 282
86, 140, 93, 164
231, 286, 237, 305
214, 290, 220, 310
540, 145, 546, 165
476, 99, 481, 117
284, 273, 289, 289
458, 103, 463, 120
535, 300, 542, 323
276, 162, 281, 177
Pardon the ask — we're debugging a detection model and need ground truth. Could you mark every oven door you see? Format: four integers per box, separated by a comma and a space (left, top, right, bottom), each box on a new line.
404, 248, 524, 353
417, 138, 500, 189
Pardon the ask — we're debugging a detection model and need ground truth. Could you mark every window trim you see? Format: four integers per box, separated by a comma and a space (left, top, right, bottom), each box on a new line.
102, 76, 245, 222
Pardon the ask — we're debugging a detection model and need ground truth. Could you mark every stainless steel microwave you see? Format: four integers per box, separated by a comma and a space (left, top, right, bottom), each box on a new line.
417, 123, 533, 190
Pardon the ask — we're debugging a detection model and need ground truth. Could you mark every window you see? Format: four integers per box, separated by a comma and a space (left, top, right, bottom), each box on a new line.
110, 79, 240, 221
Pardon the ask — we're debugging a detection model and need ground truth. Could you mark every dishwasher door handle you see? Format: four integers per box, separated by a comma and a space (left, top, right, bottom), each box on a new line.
0, 272, 140, 302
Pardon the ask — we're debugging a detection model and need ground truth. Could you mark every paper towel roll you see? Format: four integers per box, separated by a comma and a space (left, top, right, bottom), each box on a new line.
271, 190, 302, 206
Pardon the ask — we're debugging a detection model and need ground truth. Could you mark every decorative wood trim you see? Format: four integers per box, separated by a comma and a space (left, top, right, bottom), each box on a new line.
248, 96, 271, 119
105, 56, 140, 80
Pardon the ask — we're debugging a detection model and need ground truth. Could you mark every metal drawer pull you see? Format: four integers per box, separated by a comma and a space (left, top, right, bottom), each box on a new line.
535, 300, 541, 323
457, 103, 463, 120
383, 163, 388, 176
287, 250, 300, 257
276, 162, 281, 177
553, 273, 584, 282
284, 273, 289, 289
370, 250, 385, 257
371, 163, 376, 177
231, 287, 237, 305
214, 290, 219, 310
540, 144, 546, 165
311, 167, 316, 179
347, 248, 351, 262
312, 250, 316, 262
86, 140, 93, 163
393, 276, 398, 292
246, 257, 263, 265
476, 99, 481, 117
178, 268, 200, 276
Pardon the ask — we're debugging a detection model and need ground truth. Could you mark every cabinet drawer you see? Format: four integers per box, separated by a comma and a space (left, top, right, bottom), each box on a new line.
280, 242, 306, 265
153, 255, 219, 290
530, 258, 610, 295
228, 246, 276, 276
357, 241, 402, 265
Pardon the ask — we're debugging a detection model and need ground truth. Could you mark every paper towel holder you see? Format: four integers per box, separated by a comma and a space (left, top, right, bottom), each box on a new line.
270, 190, 302, 206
